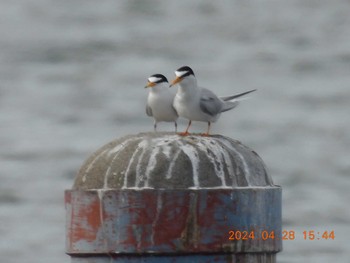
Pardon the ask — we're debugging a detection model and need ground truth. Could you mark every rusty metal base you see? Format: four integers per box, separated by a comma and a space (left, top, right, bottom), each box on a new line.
66, 188, 282, 257
70, 253, 276, 263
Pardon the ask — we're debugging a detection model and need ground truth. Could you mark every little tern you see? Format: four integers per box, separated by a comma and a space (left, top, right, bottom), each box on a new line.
170, 66, 256, 136
145, 74, 178, 132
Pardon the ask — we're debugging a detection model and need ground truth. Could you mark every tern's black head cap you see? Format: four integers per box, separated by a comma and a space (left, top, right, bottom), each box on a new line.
149, 74, 168, 83
176, 66, 195, 77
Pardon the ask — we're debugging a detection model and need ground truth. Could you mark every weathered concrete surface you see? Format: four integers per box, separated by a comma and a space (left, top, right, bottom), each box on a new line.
73, 132, 273, 190
66, 132, 282, 262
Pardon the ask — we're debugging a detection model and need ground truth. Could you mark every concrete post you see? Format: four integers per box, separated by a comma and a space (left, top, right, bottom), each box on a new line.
65, 132, 282, 262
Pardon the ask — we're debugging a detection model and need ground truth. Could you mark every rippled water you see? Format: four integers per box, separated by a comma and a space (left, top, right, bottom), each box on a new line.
1, 1, 349, 262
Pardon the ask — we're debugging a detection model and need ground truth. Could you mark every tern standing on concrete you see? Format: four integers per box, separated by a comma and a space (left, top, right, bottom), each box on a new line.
145, 74, 178, 132
170, 66, 256, 136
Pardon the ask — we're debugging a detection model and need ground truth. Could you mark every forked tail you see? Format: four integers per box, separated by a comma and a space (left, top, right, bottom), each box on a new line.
220, 89, 257, 101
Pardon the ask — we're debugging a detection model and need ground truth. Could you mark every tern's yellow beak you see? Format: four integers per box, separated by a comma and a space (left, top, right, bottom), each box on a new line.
144, 81, 156, 89
170, 76, 182, 87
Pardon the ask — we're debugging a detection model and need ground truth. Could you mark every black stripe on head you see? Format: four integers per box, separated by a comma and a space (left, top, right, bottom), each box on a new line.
149, 74, 168, 83
176, 66, 195, 78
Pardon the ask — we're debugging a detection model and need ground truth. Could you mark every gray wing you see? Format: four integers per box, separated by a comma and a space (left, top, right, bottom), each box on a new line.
199, 88, 223, 116
146, 104, 153, 117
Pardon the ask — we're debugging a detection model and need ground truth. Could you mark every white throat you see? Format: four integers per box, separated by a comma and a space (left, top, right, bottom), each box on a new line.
150, 82, 168, 93
177, 75, 197, 94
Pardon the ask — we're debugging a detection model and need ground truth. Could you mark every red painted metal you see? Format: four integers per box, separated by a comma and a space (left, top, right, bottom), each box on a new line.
65, 133, 282, 262
66, 188, 281, 256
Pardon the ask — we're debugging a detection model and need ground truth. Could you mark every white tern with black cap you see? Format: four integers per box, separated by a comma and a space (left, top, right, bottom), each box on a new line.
145, 74, 178, 132
170, 66, 256, 136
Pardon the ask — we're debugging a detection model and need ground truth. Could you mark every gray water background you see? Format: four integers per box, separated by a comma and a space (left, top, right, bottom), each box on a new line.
0, 1, 349, 262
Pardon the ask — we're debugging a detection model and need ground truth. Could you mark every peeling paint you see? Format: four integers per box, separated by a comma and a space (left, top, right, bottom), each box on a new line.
66, 188, 282, 255
67, 133, 280, 262
151, 192, 163, 246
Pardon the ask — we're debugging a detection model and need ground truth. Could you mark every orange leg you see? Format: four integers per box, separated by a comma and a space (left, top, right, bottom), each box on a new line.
201, 122, 211, 137
179, 120, 192, 136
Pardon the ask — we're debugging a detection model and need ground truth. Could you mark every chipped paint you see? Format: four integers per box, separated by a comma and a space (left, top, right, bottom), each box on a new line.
66, 188, 282, 255
67, 133, 281, 262
151, 192, 163, 246
70, 254, 277, 262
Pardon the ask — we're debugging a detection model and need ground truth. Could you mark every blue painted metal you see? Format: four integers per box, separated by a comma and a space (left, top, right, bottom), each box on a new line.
66, 187, 282, 261
66, 133, 282, 262
70, 253, 276, 262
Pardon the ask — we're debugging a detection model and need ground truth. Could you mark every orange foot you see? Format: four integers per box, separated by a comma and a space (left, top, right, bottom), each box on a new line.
200, 133, 210, 137
178, 132, 190, 136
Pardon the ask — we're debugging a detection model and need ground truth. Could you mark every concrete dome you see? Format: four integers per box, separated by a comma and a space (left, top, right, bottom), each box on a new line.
73, 132, 273, 190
